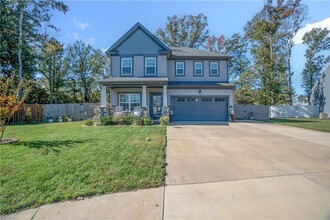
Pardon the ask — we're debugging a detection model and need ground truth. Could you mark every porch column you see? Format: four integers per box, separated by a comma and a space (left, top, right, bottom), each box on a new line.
162, 85, 168, 107
101, 85, 106, 107
142, 86, 147, 107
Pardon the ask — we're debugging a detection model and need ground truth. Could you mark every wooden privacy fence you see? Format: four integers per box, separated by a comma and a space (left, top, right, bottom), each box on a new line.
10, 103, 44, 124
43, 103, 98, 121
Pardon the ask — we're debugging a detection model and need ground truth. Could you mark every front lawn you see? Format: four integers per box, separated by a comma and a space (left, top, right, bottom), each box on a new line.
0, 122, 166, 214
267, 118, 330, 132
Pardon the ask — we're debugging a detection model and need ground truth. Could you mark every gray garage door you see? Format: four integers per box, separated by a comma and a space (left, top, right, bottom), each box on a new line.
171, 96, 228, 121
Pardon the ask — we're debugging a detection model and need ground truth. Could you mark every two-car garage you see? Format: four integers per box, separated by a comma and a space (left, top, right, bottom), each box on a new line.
171, 96, 229, 121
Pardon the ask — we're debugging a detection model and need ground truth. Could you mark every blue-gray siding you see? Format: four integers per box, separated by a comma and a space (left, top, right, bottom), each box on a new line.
117, 29, 164, 55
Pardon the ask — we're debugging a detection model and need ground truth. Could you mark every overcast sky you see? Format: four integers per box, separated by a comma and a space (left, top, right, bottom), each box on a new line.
51, 0, 330, 94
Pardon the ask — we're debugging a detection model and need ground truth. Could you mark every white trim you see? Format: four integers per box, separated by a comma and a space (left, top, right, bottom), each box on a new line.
142, 86, 147, 107
121, 57, 132, 76
145, 57, 157, 76
176, 61, 185, 76
194, 61, 203, 76
163, 85, 168, 107
210, 61, 219, 76
119, 93, 141, 111
101, 86, 106, 107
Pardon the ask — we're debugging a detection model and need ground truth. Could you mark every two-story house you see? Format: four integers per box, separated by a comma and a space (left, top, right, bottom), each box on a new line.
99, 23, 234, 121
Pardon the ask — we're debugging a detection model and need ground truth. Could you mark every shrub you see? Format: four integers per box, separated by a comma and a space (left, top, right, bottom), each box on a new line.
113, 115, 124, 125
82, 119, 94, 126
100, 116, 115, 126
159, 116, 170, 126
133, 117, 144, 126
143, 116, 153, 125
23, 107, 33, 124
123, 115, 135, 125
92, 105, 101, 125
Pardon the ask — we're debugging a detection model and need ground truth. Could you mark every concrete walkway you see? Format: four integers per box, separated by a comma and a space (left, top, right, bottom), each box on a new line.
2, 122, 330, 220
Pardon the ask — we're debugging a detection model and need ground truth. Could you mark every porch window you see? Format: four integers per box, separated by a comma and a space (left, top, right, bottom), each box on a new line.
194, 62, 203, 76
145, 57, 156, 76
121, 58, 132, 76
210, 62, 219, 76
175, 62, 185, 76
119, 93, 140, 111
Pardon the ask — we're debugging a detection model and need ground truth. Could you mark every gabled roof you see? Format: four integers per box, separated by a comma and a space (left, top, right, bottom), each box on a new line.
170, 47, 232, 60
106, 22, 171, 55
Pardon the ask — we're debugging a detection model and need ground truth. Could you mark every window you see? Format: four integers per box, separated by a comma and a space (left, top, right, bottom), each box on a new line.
187, 97, 198, 102
175, 97, 185, 102
175, 62, 185, 76
215, 98, 226, 102
119, 93, 140, 111
210, 62, 219, 76
201, 98, 212, 102
145, 57, 156, 76
194, 62, 203, 76
121, 58, 132, 76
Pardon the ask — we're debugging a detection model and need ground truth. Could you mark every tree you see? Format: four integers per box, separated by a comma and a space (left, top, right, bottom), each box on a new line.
156, 13, 209, 48
244, 0, 307, 105
234, 70, 260, 104
301, 28, 330, 104
38, 37, 65, 104
280, 3, 307, 105
65, 41, 111, 103
0, 0, 68, 98
225, 33, 251, 82
205, 35, 226, 53
0, 77, 31, 142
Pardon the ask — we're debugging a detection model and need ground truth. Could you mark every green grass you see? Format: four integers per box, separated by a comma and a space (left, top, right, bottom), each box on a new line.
267, 118, 330, 132
0, 122, 166, 214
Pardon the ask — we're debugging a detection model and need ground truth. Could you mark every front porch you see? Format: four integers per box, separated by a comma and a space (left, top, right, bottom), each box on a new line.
99, 77, 169, 119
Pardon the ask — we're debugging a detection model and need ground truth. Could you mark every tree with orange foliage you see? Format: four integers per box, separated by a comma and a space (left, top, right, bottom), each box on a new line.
0, 78, 31, 143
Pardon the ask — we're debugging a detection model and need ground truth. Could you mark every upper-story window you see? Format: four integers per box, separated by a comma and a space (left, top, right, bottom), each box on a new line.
210, 62, 219, 76
175, 61, 185, 76
194, 62, 203, 76
145, 57, 156, 76
121, 58, 132, 76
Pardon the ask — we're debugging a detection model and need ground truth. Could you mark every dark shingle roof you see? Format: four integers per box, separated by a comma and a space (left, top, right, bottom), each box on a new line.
170, 47, 231, 59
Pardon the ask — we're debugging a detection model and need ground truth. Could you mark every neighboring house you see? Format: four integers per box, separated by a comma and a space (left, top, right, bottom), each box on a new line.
310, 62, 330, 115
99, 23, 234, 121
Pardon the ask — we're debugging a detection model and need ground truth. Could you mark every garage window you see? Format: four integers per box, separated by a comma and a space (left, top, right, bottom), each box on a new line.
201, 98, 212, 102
215, 98, 226, 102
119, 93, 140, 111
187, 97, 198, 102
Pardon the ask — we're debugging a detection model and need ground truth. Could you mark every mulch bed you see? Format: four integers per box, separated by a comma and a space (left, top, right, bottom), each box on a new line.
0, 138, 18, 145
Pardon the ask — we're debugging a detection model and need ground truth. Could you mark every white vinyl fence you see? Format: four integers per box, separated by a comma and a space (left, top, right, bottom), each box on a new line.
234, 104, 270, 120
270, 105, 319, 118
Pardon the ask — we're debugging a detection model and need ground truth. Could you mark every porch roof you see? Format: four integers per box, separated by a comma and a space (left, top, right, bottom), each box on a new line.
99, 77, 168, 86
168, 81, 235, 89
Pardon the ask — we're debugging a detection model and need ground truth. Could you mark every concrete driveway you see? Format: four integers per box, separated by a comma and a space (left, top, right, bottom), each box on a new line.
165, 122, 330, 219
3, 122, 330, 220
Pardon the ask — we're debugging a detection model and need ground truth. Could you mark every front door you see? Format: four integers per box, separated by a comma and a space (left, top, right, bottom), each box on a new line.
150, 93, 163, 120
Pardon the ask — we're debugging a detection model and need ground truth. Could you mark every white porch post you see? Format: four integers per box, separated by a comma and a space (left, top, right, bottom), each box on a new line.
163, 85, 168, 107
142, 86, 147, 107
101, 85, 106, 107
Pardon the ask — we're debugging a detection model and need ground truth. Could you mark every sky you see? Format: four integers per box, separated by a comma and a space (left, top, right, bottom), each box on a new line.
51, 0, 330, 94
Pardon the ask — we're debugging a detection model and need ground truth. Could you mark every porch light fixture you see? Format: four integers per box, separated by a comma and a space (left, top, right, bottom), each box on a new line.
198, 89, 202, 94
